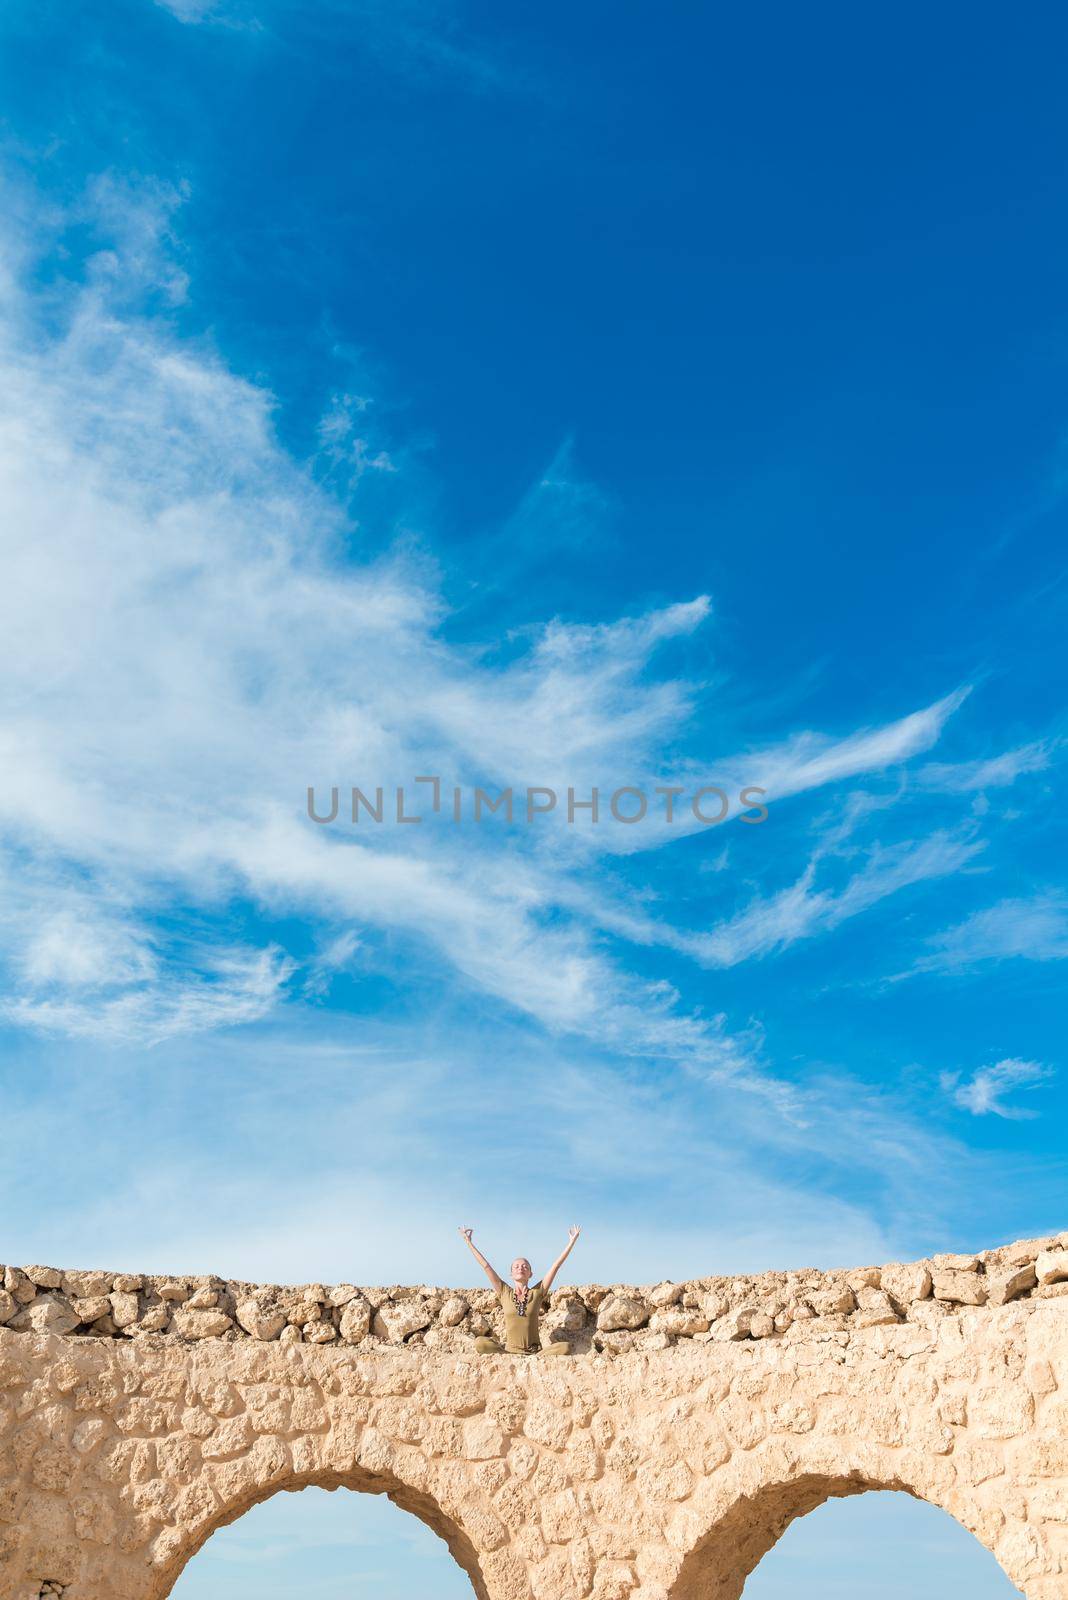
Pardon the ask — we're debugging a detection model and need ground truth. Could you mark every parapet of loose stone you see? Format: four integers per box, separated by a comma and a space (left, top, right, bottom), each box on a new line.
2, 1232, 1066, 1354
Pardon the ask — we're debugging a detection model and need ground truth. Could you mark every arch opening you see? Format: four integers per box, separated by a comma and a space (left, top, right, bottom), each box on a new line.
670, 1474, 1023, 1600
160, 1469, 482, 1600
742, 1489, 1023, 1599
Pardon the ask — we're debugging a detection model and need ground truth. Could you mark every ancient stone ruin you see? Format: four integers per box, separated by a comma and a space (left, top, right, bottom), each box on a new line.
1, 1232, 1066, 1598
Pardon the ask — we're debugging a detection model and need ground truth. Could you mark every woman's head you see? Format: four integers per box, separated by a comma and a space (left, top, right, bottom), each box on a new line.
511, 1257, 532, 1284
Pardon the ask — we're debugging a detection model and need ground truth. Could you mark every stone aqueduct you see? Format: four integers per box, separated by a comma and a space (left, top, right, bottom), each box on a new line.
2, 1233, 1068, 1600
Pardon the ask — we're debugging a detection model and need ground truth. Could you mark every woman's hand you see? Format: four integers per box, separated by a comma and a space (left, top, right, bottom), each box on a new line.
459, 1226, 474, 1241
568, 1225, 581, 1242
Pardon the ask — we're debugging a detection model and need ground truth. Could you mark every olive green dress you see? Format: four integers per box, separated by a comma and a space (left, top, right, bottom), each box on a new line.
474, 1280, 570, 1356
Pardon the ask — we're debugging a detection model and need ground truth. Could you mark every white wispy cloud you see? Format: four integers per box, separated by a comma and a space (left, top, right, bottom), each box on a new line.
0, 170, 1001, 1079
686, 828, 985, 968
153, 0, 219, 23
6, 943, 295, 1044
941, 1057, 1054, 1120
916, 738, 1057, 793
905, 893, 1068, 977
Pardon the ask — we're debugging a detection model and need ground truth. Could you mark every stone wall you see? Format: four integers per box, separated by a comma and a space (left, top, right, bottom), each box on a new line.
2, 1234, 1067, 1600
2, 1231, 1066, 1353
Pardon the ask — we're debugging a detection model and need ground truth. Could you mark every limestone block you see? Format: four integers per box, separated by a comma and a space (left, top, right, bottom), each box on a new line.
4, 1266, 36, 1303
373, 1299, 432, 1342
463, 1418, 505, 1458
697, 1290, 730, 1321
853, 1288, 902, 1327
651, 1308, 711, 1337
305, 1321, 337, 1343
596, 1294, 650, 1332
136, 1304, 171, 1333
649, 1281, 682, 1307
284, 1299, 324, 1327
235, 1299, 287, 1341
171, 1309, 234, 1339
1035, 1250, 1068, 1285
845, 1266, 881, 1290
881, 1261, 933, 1305
987, 1265, 1038, 1306
62, 1270, 112, 1298
439, 1295, 469, 1326
931, 1268, 988, 1305
710, 1308, 760, 1341
110, 1292, 141, 1328
1002, 1237, 1054, 1266
807, 1283, 856, 1316
72, 1296, 112, 1323
339, 1297, 373, 1343
23, 1265, 63, 1289
9, 1294, 80, 1335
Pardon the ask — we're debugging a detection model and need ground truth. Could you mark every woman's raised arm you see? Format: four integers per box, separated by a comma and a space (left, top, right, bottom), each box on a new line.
458, 1226, 504, 1290
541, 1225, 581, 1292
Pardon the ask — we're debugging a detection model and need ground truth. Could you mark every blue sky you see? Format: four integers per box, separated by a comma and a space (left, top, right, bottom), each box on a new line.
0, 1, 1064, 1593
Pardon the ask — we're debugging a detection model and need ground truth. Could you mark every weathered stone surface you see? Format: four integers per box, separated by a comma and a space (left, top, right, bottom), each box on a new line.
109, 1292, 140, 1329
1035, 1249, 1068, 1285
22, 1265, 63, 1289
932, 1252, 979, 1272
710, 1308, 760, 1341
71, 1296, 112, 1324
305, 1321, 337, 1344
373, 1298, 432, 1343
651, 1308, 711, 1338
881, 1261, 933, 1305
931, 1268, 988, 1305
62, 1270, 112, 1299
649, 1281, 683, 1307
136, 1303, 170, 1333
8, 1293, 79, 1335
171, 1309, 233, 1339
0, 1228, 1059, 1364
596, 1294, 649, 1332
4, 1266, 36, 1304
235, 1299, 287, 1341
988, 1264, 1038, 1306
439, 1295, 469, 1326
339, 1296, 373, 1344
0, 1236, 1065, 1600
807, 1282, 857, 1316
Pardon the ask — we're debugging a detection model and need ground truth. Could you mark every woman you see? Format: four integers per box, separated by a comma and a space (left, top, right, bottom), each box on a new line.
458, 1224, 580, 1356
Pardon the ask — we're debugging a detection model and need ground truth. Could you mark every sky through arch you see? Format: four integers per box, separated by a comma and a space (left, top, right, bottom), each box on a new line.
743, 1490, 1023, 1600
168, 1483, 475, 1600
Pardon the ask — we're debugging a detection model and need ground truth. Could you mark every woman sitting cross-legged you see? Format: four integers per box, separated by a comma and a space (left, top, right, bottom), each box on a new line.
458, 1224, 580, 1357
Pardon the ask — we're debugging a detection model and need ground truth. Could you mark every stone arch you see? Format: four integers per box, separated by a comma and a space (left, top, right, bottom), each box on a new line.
668, 1465, 1024, 1600
156, 1462, 485, 1600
